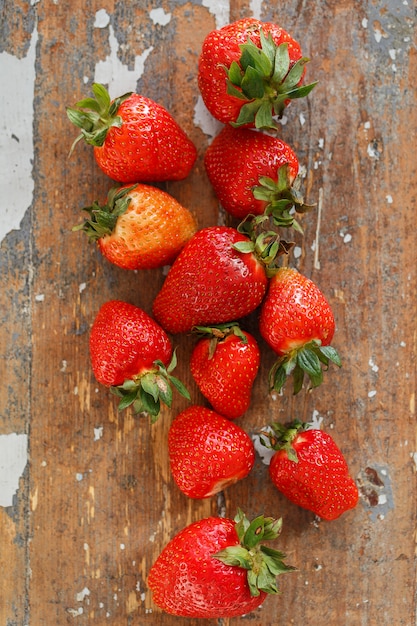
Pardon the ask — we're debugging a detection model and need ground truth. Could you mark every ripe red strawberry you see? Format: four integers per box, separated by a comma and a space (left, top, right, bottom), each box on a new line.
73, 183, 197, 270
152, 226, 272, 334
89, 300, 189, 420
66, 83, 197, 182
168, 405, 255, 498
148, 509, 294, 618
204, 125, 313, 223
261, 420, 359, 520
190, 323, 260, 419
198, 18, 316, 129
259, 267, 341, 394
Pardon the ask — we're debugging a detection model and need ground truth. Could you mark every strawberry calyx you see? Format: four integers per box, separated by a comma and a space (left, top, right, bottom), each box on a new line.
235, 214, 294, 276
259, 419, 306, 463
213, 508, 295, 596
192, 322, 247, 359
269, 339, 342, 395
66, 83, 132, 153
225, 31, 317, 130
110, 350, 190, 422
72, 184, 137, 241
252, 163, 315, 233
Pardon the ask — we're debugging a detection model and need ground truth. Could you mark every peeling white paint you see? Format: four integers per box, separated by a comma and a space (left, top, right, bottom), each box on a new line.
0, 434, 28, 507
149, 8, 172, 26
0, 27, 37, 242
369, 358, 379, 372
94, 24, 154, 97
193, 96, 222, 140
94, 9, 110, 28
94, 426, 103, 441
249, 0, 263, 20
76, 587, 91, 602
202, 0, 230, 28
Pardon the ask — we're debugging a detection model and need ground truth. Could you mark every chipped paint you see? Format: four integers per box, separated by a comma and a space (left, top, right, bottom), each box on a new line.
93, 18, 154, 97
201, 0, 230, 28
149, 7, 172, 26
0, 27, 37, 242
193, 96, 222, 140
0, 433, 28, 507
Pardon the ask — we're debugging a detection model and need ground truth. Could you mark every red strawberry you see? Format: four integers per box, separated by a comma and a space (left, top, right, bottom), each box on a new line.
261, 420, 359, 520
190, 323, 260, 419
148, 509, 294, 618
204, 125, 313, 223
89, 300, 189, 420
66, 83, 197, 182
73, 183, 197, 270
152, 226, 272, 334
168, 405, 255, 498
259, 267, 341, 394
198, 18, 316, 129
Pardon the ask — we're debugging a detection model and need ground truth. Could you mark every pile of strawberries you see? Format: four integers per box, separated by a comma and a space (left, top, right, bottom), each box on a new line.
67, 17, 359, 620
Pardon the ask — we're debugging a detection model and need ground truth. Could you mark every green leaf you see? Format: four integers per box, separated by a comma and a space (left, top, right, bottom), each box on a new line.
232, 99, 262, 127
227, 61, 243, 86
226, 80, 248, 100
214, 546, 251, 569
272, 43, 290, 83
168, 375, 191, 401
241, 66, 266, 99
233, 240, 255, 254
320, 345, 342, 367
281, 57, 308, 91
117, 391, 138, 411
297, 347, 322, 378
254, 100, 276, 130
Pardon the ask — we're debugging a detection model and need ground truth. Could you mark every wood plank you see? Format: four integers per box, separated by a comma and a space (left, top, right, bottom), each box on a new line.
1, 0, 416, 624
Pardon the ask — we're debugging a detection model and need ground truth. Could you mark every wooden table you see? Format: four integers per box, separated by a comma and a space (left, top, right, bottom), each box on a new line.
1, 1, 416, 624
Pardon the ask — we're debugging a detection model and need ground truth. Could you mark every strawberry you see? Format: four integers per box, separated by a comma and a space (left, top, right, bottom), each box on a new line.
261, 420, 359, 520
204, 125, 313, 223
152, 225, 273, 334
148, 508, 294, 618
190, 323, 260, 419
66, 83, 197, 183
89, 300, 189, 420
197, 17, 316, 129
259, 267, 341, 394
168, 405, 255, 498
73, 183, 197, 270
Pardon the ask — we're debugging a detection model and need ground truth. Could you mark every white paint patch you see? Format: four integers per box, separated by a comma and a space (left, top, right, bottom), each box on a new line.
149, 8, 172, 26
368, 389, 377, 398
249, 0, 263, 20
386, 194, 393, 204
35, 293, 45, 302
0, 434, 28, 507
0, 27, 37, 243
76, 587, 91, 602
94, 9, 110, 28
79, 282, 86, 293
202, 0, 230, 28
94, 426, 103, 441
252, 428, 275, 466
369, 358, 379, 372
193, 96, 223, 140
94, 25, 154, 97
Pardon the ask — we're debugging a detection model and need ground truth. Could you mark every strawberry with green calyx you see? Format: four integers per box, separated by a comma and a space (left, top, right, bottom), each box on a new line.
153, 225, 273, 335
72, 183, 197, 270
148, 508, 295, 618
198, 18, 317, 130
168, 405, 255, 498
260, 420, 359, 521
190, 323, 260, 419
89, 300, 190, 421
204, 124, 314, 223
66, 83, 197, 183
259, 267, 341, 394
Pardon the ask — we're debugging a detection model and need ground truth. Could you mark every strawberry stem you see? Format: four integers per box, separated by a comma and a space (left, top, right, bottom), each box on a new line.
213, 509, 295, 596
72, 184, 138, 241
66, 83, 132, 153
226, 31, 317, 130
269, 339, 342, 395
110, 350, 190, 422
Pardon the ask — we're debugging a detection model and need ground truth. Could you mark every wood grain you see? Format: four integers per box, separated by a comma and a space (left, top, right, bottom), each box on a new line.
1, 1, 416, 624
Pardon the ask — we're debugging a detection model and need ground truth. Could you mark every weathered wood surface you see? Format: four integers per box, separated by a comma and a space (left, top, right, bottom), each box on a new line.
1, 1, 416, 624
